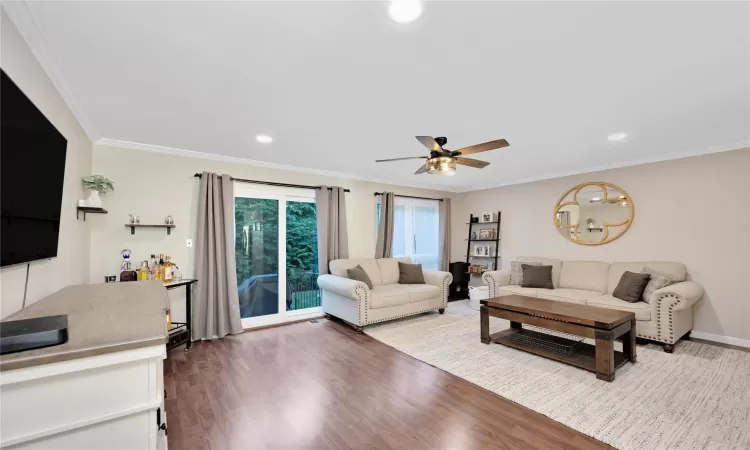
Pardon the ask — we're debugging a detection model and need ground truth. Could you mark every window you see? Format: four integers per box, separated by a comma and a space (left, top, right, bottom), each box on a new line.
378, 197, 440, 270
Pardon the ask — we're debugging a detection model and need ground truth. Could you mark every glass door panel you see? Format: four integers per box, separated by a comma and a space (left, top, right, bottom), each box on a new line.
285, 198, 320, 314
235, 197, 279, 320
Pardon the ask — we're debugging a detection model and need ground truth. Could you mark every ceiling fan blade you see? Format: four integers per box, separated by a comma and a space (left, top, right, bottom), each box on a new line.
414, 164, 428, 175
375, 156, 428, 163
453, 139, 509, 156
455, 157, 490, 169
415, 136, 443, 152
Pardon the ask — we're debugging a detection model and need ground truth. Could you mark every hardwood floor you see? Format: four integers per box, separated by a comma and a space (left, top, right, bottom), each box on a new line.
164, 319, 612, 450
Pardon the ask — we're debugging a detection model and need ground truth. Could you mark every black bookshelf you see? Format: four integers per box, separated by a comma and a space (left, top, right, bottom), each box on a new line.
465, 212, 501, 275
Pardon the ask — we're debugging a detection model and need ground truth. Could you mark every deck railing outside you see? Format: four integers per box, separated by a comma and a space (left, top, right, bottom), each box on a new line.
286, 269, 321, 311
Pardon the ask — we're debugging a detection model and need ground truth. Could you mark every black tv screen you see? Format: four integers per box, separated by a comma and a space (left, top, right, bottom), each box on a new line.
1, 69, 68, 267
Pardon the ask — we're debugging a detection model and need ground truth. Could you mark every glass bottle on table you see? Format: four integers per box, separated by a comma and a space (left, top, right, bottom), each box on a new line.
151, 254, 161, 281
161, 255, 174, 283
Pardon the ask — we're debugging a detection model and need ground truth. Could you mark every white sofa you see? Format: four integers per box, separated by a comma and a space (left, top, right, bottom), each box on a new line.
317, 257, 453, 331
482, 257, 704, 352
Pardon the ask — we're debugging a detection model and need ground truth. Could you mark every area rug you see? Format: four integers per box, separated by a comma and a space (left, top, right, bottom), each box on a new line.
365, 301, 750, 450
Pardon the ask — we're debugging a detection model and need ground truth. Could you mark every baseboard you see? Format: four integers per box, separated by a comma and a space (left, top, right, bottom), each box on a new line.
690, 331, 750, 349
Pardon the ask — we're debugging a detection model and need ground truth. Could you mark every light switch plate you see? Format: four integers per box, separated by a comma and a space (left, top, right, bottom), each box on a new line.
186, 239, 193, 248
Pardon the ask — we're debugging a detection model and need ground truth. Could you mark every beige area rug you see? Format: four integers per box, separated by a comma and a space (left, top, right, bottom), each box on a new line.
365, 301, 750, 450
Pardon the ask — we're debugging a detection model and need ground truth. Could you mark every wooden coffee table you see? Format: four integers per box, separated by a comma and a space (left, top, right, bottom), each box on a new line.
480, 295, 636, 382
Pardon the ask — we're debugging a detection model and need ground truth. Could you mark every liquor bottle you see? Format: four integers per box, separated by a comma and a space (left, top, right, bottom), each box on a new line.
152, 254, 162, 281
138, 261, 149, 281
161, 255, 174, 283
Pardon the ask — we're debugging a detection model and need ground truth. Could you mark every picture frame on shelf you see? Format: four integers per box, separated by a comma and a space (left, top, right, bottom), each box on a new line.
480, 212, 494, 223
473, 244, 490, 257
471, 231, 478, 240
478, 228, 494, 239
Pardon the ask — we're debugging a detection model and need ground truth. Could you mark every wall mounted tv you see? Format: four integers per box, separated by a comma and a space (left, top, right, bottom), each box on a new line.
1, 69, 68, 267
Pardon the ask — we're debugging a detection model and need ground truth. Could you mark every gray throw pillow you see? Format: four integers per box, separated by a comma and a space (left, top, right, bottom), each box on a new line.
521, 264, 554, 290
613, 271, 651, 303
347, 265, 373, 289
398, 262, 425, 284
509, 261, 541, 285
641, 267, 674, 303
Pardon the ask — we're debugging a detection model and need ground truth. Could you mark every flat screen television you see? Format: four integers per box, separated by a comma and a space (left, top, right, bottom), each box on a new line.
1, 69, 68, 267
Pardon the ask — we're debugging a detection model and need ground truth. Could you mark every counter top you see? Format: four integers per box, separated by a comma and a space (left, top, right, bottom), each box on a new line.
0, 281, 168, 372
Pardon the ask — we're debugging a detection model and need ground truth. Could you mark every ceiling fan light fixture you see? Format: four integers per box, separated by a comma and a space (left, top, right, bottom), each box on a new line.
388, 0, 422, 24
425, 157, 456, 175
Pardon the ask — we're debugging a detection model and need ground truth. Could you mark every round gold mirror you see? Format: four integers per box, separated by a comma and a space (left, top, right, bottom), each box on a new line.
554, 182, 634, 245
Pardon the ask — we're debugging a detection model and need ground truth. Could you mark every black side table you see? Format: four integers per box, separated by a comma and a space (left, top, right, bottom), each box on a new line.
164, 279, 197, 352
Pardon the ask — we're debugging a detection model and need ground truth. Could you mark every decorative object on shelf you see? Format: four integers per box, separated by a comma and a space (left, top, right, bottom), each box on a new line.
104, 275, 116, 283
129, 214, 136, 224
471, 231, 478, 240
470, 216, 479, 223
468, 265, 484, 273
165, 215, 174, 225
82, 175, 114, 208
473, 244, 490, 257
478, 228, 495, 240
78, 199, 87, 207
119, 249, 137, 282
554, 182, 634, 246
135, 215, 140, 224
480, 212, 494, 223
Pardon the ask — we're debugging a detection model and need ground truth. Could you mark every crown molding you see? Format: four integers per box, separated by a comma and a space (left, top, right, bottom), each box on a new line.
462, 140, 750, 192
2, 3, 99, 140
94, 138, 461, 193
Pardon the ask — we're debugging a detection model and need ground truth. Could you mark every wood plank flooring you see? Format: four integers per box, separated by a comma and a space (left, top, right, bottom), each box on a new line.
164, 319, 612, 450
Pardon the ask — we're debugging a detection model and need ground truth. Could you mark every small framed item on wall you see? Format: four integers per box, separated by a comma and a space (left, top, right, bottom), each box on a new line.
480, 212, 494, 223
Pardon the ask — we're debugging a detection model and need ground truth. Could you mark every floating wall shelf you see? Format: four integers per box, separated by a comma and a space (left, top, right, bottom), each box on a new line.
76, 207, 108, 221
126, 224, 176, 235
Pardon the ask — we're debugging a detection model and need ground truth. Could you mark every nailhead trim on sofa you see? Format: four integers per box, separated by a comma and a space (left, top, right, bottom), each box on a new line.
362, 273, 452, 326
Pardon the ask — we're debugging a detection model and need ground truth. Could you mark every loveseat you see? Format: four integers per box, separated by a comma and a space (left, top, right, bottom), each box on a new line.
482, 257, 704, 352
317, 257, 452, 331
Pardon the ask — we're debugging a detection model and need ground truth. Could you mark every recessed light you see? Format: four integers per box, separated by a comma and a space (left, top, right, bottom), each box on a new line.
389, 0, 422, 24
607, 132, 628, 141
256, 134, 273, 144
591, 197, 602, 202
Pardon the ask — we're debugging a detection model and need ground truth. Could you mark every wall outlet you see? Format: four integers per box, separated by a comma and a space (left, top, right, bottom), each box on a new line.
186, 239, 193, 248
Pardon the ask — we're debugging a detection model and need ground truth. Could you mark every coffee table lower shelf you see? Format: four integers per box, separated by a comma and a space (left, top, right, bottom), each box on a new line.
489, 328, 629, 374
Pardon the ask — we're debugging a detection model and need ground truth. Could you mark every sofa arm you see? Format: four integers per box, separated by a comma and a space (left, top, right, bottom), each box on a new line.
317, 274, 369, 300
423, 270, 452, 288
482, 270, 510, 298
651, 281, 704, 311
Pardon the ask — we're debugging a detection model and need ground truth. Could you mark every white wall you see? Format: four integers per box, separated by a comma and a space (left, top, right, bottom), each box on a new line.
90, 144, 452, 321
451, 148, 750, 343
0, 10, 93, 318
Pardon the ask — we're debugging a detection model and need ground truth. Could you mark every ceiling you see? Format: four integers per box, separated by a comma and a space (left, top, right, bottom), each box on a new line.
6, 1, 749, 192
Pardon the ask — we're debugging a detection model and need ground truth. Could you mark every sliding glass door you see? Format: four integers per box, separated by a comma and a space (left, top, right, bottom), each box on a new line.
234, 185, 320, 328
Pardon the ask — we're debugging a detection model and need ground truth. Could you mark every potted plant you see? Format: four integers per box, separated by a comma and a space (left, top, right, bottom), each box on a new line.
82, 175, 114, 208
587, 218, 596, 229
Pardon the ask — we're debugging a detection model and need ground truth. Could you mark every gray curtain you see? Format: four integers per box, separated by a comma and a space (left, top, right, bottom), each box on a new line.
315, 186, 349, 274
193, 172, 243, 340
438, 198, 451, 271
375, 192, 395, 258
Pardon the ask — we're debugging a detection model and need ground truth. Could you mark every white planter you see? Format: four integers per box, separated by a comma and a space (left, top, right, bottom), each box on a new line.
86, 190, 102, 208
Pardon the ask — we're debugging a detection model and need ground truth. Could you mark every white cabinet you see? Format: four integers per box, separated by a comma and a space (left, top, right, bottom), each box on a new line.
1, 345, 167, 449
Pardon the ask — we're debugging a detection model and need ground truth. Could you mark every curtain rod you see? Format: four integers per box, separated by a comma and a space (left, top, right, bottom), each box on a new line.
193, 173, 350, 192
374, 192, 443, 202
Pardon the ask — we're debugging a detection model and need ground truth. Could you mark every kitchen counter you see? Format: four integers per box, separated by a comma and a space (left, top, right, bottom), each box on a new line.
0, 281, 168, 372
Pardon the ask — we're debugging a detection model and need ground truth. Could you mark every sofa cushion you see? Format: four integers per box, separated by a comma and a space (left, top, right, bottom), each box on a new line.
607, 262, 686, 293
497, 285, 542, 297
377, 257, 413, 285
330, 259, 383, 286
369, 285, 410, 309
509, 261, 541, 285
613, 271, 652, 303
536, 288, 604, 305
516, 257, 563, 287
641, 267, 675, 304
586, 294, 651, 321
406, 284, 441, 303
346, 265, 373, 289
521, 265, 554, 289
398, 262, 425, 284
559, 261, 610, 293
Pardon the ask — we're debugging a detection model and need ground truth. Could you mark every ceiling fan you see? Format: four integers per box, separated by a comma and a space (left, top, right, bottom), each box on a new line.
375, 136, 510, 175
